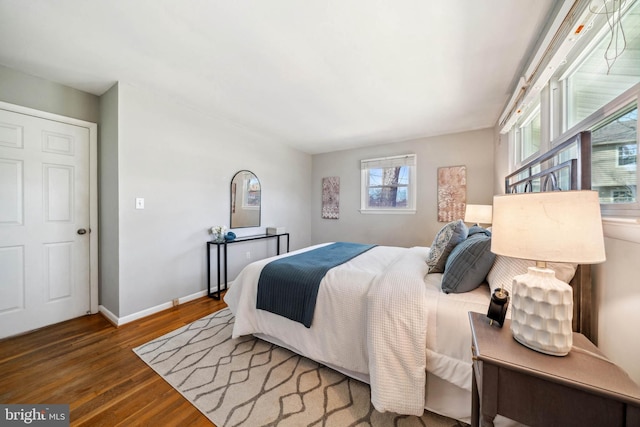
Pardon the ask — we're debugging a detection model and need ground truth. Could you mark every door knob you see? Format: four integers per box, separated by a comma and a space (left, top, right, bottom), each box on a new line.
77, 228, 87, 235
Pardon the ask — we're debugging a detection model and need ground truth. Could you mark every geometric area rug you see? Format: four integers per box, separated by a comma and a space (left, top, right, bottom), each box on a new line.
134, 308, 468, 427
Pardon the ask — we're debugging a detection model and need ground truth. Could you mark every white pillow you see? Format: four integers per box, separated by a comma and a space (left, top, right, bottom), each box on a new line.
487, 255, 578, 295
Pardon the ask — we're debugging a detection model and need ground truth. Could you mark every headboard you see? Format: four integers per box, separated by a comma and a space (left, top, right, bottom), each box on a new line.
504, 130, 595, 343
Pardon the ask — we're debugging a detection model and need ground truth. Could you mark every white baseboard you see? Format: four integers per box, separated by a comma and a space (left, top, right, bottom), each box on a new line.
98, 289, 209, 327
98, 305, 119, 326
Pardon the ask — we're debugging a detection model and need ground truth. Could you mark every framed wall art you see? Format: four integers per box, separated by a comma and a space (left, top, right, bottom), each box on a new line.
437, 165, 466, 222
322, 176, 340, 219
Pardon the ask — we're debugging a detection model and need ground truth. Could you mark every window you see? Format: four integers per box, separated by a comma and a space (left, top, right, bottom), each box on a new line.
360, 154, 416, 214
503, 0, 640, 216
564, 2, 640, 131
591, 104, 638, 204
613, 188, 635, 202
241, 174, 261, 208
515, 103, 541, 164
618, 144, 637, 167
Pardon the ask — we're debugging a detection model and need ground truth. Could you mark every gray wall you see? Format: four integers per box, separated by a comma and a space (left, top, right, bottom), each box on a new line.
311, 128, 495, 247
593, 233, 640, 385
98, 83, 120, 315
114, 82, 312, 317
0, 65, 99, 123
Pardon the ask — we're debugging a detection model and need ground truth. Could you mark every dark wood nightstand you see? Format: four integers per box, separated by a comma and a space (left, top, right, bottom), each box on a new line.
468, 311, 640, 427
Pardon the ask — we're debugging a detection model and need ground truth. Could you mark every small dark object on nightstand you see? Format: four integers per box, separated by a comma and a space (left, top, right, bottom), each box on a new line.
487, 288, 509, 327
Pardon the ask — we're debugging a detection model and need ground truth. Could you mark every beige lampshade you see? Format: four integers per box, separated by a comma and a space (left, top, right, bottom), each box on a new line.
491, 191, 606, 264
464, 204, 493, 225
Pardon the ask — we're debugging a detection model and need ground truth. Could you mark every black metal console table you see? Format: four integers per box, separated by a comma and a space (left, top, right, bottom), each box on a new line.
206, 233, 290, 300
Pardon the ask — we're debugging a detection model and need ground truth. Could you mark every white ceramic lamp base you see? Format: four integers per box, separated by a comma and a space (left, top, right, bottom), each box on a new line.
510, 266, 573, 356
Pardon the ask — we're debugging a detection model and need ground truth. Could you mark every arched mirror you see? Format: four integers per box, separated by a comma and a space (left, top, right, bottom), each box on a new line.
230, 170, 261, 228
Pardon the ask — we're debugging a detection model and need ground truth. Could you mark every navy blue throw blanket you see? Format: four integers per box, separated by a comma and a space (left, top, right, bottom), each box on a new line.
256, 242, 376, 328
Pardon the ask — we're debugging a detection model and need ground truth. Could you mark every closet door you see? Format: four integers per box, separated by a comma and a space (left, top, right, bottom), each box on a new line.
0, 108, 91, 338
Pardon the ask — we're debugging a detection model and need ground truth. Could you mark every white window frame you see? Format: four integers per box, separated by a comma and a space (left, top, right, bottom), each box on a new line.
360, 154, 417, 214
515, 102, 542, 166
561, 85, 639, 216
503, 0, 640, 217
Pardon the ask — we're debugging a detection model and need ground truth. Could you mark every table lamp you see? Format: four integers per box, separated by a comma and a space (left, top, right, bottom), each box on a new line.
491, 191, 606, 356
464, 204, 493, 226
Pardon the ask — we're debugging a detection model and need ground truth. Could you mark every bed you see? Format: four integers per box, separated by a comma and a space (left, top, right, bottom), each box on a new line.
224, 130, 594, 424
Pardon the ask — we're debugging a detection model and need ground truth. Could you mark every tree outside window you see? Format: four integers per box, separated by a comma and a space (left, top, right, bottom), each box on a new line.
360, 154, 416, 214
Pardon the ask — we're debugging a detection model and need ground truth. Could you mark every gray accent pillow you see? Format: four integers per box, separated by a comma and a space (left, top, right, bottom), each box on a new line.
426, 220, 468, 273
441, 230, 496, 294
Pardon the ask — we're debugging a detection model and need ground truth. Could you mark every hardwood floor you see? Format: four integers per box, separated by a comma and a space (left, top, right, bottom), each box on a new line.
0, 295, 228, 426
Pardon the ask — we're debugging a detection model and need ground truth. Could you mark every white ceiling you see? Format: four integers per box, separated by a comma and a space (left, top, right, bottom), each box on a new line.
0, 0, 557, 154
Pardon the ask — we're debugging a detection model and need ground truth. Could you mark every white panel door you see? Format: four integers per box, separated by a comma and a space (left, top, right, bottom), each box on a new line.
0, 109, 90, 338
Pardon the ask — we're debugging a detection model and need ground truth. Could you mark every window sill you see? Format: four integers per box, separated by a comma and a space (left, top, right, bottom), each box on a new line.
602, 217, 640, 244
359, 209, 416, 215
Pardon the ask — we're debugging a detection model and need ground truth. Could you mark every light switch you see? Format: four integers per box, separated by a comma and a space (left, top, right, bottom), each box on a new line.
135, 197, 145, 209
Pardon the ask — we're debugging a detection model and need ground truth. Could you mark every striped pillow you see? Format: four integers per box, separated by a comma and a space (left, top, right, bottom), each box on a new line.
487, 255, 578, 295
441, 230, 495, 293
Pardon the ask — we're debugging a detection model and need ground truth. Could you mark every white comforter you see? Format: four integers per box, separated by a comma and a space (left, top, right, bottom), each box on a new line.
224, 243, 492, 416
